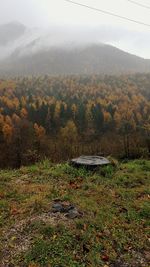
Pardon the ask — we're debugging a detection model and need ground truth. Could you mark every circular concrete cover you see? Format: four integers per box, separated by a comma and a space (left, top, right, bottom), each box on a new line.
71, 156, 110, 167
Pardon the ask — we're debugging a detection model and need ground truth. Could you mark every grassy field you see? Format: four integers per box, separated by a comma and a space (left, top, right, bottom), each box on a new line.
0, 159, 150, 267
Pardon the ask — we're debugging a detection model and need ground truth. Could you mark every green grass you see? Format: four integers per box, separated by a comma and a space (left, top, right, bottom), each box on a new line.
0, 159, 149, 266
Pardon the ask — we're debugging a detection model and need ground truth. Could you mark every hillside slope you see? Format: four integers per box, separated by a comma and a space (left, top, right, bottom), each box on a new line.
0, 21, 150, 76
0, 160, 149, 266
1, 44, 150, 76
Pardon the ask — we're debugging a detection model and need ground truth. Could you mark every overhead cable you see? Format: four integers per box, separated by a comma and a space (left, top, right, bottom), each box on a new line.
126, 0, 150, 10
64, 0, 150, 28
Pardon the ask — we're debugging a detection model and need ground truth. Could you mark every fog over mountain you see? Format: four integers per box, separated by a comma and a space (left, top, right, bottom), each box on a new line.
0, 21, 150, 76
0, 21, 26, 45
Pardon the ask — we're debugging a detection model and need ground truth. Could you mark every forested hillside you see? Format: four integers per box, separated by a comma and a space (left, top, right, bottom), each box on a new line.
0, 73, 150, 168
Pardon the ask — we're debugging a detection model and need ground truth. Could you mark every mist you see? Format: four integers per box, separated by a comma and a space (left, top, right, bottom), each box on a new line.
0, 0, 150, 59
0, 22, 150, 62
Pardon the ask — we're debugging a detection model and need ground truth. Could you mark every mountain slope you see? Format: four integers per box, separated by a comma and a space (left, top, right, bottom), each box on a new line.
0, 44, 150, 76
0, 22, 150, 76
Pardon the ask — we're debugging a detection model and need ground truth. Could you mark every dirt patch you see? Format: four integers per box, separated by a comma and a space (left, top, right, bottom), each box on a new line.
111, 250, 149, 267
1, 210, 76, 266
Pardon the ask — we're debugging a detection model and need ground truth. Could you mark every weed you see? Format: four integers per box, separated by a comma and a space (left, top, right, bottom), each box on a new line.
97, 165, 116, 178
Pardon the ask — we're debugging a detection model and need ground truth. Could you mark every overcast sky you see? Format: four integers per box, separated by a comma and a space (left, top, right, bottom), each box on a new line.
0, 0, 150, 58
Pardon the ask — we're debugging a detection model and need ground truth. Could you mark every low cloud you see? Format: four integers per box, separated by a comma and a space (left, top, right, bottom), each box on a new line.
0, 23, 149, 60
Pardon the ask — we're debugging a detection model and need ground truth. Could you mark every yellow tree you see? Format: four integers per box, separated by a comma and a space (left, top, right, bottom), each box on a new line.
114, 105, 136, 157
0, 114, 4, 128
20, 108, 28, 119
60, 120, 78, 158
34, 123, 46, 140
71, 104, 77, 119
2, 123, 14, 144
34, 123, 46, 152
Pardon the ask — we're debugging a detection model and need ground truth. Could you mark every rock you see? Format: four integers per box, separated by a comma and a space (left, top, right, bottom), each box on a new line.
71, 156, 110, 169
52, 202, 75, 213
52, 203, 64, 213
52, 201, 82, 219
66, 208, 81, 219
63, 204, 75, 212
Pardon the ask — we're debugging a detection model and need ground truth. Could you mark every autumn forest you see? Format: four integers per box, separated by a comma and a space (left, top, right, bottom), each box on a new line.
0, 73, 150, 168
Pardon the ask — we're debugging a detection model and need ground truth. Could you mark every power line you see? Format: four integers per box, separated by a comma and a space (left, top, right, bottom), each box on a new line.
126, 0, 150, 10
64, 0, 150, 28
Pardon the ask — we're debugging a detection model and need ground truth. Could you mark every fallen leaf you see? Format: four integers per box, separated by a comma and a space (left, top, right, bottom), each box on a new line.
102, 255, 109, 262
10, 206, 18, 215
53, 234, 57, 240
11, 236, 17, 241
